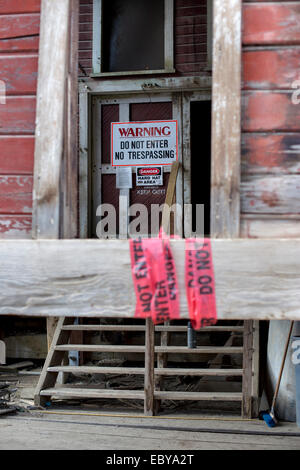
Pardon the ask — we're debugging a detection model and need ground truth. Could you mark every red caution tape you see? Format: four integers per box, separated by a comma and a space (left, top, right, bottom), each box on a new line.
185, 238, 217, 330
129, 235, 180, 324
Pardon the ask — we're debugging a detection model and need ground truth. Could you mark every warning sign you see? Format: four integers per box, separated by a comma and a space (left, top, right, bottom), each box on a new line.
111, 120, 178, 167
136, 166, 163, 186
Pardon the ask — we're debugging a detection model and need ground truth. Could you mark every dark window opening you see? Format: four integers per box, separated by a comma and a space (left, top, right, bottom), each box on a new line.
102, 0, 165, 73
190, 101, 212, 236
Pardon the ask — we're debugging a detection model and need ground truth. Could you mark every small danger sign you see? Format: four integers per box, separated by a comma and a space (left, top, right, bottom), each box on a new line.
136, 166, 163, 186
111, 120, 178, 167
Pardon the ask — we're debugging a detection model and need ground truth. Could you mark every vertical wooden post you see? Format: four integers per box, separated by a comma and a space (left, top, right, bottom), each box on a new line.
144, 318, 155, 416
251, 321, 260, 417
242, 320, 254, 418
211, 0, 242, 238
32, 0, 79, 350
32, 0, 71, 240
62, 0, 79, 240
155, 322, 170, 414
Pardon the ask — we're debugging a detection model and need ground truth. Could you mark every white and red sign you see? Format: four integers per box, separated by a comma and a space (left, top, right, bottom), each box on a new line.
136, 166, 163, 186
111, 120, 178, 167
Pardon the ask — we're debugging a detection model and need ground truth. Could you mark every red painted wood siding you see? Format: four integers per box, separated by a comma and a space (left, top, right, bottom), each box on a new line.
79, 0, 210, 77
241, 0, 300, 238
0, 0, 40, 238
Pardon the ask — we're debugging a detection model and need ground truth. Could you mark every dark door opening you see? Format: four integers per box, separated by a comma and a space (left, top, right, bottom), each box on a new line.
190, 100, 212, 236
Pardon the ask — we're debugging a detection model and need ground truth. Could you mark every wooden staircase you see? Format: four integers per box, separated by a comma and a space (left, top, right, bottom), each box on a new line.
35, 317, 259, 418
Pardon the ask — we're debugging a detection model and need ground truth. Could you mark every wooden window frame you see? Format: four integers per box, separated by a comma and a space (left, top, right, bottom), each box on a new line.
92, 0, 175, 77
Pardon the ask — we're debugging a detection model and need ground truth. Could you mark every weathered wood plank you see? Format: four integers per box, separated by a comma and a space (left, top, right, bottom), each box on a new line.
0, 239, 299, 321
241, 218, 300, 239
0, 55, 38, 95
0, 176, 32, 214
40, 388, 145, 400
241, 174, 300, 214
0, 215, 31, 239
0, 97, 36, 135
0, 14, 40, 40
0, 137, 34, 174
154, 391, 243, 401
242, 133, 300, 175
211, 0, 242, 238
79, 76, 211, 96
61, 0, 79, 239
32, 0, 70, 239
243, 3, 300, 45
0, 0, 41, 14
242, 92, 300, 132
55, 345, 243, 354
243, 48, 300, 90
0, 35, 39, 53
47, 366, 243, 376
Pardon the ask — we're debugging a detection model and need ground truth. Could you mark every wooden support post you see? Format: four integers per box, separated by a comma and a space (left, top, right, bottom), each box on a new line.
242, 320, 254, 418
155, 321, 170, 414
251, 320, 260, 417
32, 0, 78, 350
144, 318, 155, 416
62, 0, 79, 240
211, 0, 242, 238
32, 0, 71, 240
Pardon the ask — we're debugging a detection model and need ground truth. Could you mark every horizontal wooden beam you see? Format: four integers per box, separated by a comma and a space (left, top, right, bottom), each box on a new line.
0, 239, 300, 321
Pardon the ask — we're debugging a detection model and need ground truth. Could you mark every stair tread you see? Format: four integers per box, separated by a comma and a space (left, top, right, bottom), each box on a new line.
40, 387, 145, 400
61, 325, 244, 333
47, 366, 243, 376
154, 391, 243, 401
39, 387, 242, 401
55, 345, 243, 354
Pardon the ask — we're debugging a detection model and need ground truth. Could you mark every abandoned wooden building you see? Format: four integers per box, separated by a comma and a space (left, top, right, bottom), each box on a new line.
0, 0, 300, 433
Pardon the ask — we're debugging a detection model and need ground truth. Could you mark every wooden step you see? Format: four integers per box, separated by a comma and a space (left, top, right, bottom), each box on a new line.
154, 391, 243, 401
61, 325, 244, 333
40, 387, 145, 400
47, 365, 243, 376
55, 345, 244, 354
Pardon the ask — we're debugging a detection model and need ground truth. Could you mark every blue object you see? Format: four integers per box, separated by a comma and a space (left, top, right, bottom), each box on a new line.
262, 412, 276, 428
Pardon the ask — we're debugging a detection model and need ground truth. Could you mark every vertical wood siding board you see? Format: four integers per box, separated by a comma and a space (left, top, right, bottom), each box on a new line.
243, 3, 300, 45
32, 0, 70, 239
211, 0, 242, 238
